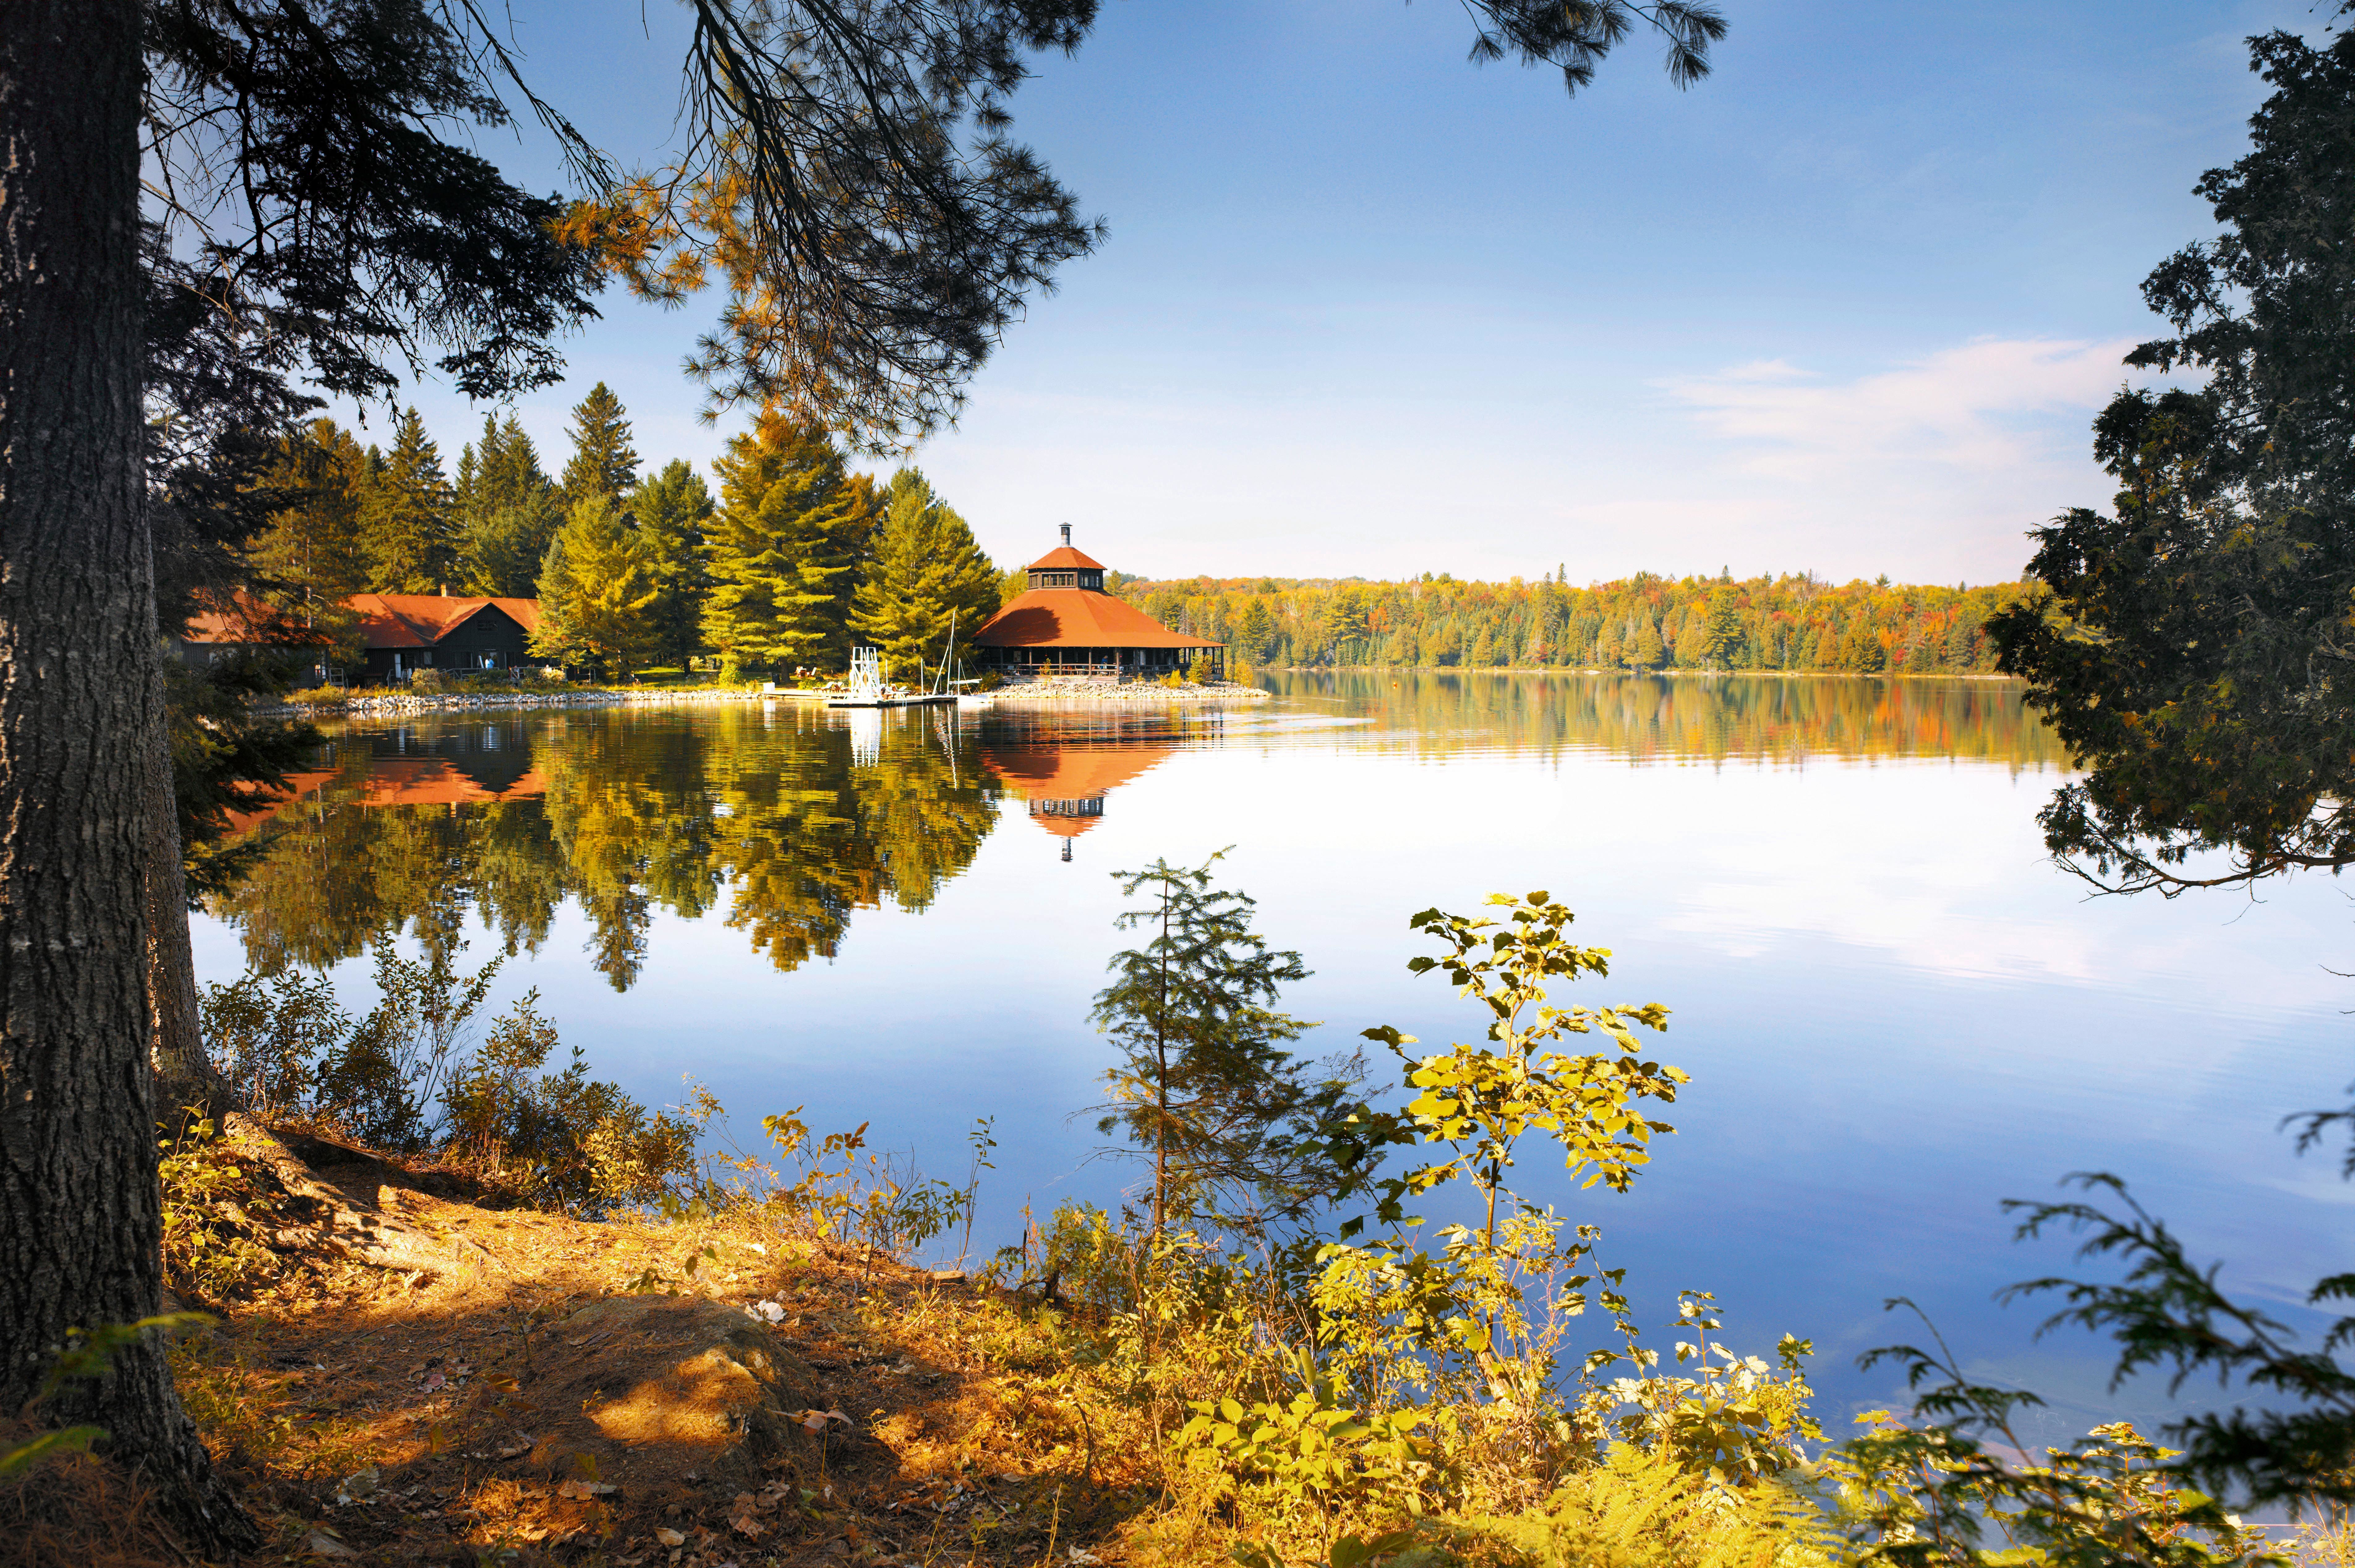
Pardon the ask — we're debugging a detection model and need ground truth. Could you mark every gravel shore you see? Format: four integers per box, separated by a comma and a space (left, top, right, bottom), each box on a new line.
267, 677, 1269, 718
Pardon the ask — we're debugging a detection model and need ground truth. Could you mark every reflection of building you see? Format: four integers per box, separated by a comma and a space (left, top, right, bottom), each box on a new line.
972, 527, 1224, 679
222, 728, 548, 835
979, 735, 1174, 861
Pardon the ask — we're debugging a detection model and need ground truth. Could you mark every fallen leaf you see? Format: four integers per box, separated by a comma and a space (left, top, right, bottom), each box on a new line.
731, 1515, 767, 1539
655, 1527, 687, 1547
305, 1532, 360, 1559
556, 1478, 618, 1499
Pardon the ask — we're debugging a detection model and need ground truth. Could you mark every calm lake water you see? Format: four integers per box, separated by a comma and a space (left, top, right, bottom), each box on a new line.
192, 671, 2350, 1446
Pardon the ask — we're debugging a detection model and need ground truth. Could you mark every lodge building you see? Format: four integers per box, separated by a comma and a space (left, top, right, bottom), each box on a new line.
970, 527, 1225, 680
177, 589, 541, 685
347, 593, 540, 683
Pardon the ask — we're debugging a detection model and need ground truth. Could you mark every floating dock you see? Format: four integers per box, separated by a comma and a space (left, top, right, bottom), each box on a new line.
824, 692, 958, 709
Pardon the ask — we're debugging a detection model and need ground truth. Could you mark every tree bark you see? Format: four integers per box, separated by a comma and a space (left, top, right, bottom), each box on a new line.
146, 676, 234, 1127
0, 3, 256, 1550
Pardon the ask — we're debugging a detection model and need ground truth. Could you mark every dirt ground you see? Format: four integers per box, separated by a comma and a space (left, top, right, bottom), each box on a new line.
7, 1130, 1160, 1568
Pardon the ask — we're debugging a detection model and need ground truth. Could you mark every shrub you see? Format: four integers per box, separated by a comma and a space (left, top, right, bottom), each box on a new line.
440, 989, 697, 1214
159, 1113, 283, 1301
408, 668, 444, 693
1458, 1443, 1836, 1568
199, 947, 695, 1214
203, 967, 349, 1116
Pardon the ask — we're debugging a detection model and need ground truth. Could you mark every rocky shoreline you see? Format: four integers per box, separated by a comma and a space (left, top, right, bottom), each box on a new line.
265, 677, 1270, 719
985, 676, 1269, 705
264, 685, 784, 718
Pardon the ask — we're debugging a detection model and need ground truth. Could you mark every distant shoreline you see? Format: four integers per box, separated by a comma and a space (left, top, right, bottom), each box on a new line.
1257, 665, 2019, 681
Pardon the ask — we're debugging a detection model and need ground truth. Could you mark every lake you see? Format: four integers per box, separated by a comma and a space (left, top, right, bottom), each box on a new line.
191, 671, 2350, 1448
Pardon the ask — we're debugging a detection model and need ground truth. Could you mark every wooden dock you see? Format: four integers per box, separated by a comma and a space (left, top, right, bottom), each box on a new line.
824, 692, 958, 709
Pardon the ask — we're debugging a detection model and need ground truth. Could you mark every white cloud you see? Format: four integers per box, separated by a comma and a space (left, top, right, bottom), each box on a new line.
1642, 337, 2144, 580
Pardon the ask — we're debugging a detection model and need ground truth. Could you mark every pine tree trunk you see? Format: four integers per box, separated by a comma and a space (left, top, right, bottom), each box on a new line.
0, 4, 256, 1550
147, 677, 233, 1127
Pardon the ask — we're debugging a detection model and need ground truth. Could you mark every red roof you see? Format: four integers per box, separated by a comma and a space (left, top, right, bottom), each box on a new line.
181, 590, 330, 646
222, 760, 551, 836
981, 743, 1172, 837
1025, 544, 1105, 571
350, 594, 541, 650
973, 589, 1219, 650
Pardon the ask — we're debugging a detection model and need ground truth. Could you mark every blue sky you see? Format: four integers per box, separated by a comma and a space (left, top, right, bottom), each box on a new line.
360, 0, 2323, 585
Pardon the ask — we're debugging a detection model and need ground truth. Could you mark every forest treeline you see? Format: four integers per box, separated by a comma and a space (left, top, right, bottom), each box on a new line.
250, 389, 997, 680
1118, 569, 2040, 675
250, 385, 2032, 684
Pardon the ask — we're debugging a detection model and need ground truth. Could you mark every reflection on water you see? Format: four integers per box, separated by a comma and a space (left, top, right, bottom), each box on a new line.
1259, 670, 2073, 769
219, 703, 997, 988
214, 678, 2069, 986
980, 714, 1178, 860
195, 676, 2353, 1446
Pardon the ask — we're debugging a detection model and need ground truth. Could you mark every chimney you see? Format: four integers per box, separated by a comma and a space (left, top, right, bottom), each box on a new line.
1060, 523, 1071, 548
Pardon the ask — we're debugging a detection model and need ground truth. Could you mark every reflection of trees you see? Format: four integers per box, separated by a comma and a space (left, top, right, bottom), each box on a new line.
1268, 671, 2073, 771
214, 678, 2069, 990
223, 788, 563, 974
212, 706, 1002, 989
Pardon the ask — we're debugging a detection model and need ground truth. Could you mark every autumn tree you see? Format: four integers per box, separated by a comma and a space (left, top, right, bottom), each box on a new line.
535, 495, 660, 678
703, 413, 869, 675
1235, 598, 1277, 665
846, 467, 997, 676
1625, 617, 1666, 672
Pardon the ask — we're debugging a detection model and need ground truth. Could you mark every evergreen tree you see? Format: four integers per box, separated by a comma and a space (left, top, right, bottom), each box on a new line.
248, 418, 371, 648
1945, 611, 1978, 668
629, 460, 718, 667
478, 412, 553, 512
1236, 598, 1276, 664
558, 382, 641, 510
1321, 586, 1369, 654
361, 407, 457, 593
1626, 617, 1665, 671
847, 467, 998, 676
458, 413, 561, 597
1701, 586, 1743, 668
703, 412, 865, 674
1092, 854, 1368, 1238
533, 495, 659, 677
